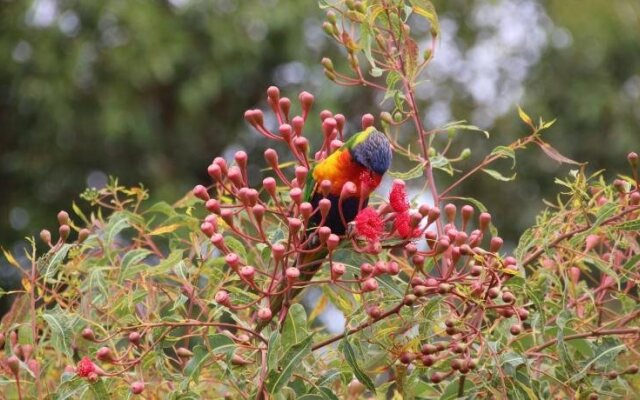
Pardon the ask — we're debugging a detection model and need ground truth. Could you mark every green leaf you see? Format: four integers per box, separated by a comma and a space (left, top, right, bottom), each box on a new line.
342, 338, 376, 394
53, 378, 89, 400
440, 120, 489, 138
208, 333, 236, 357
225, 236, 248, 260
88, 380, 109, 399
105, 212, 131, 245
318, 387, 340, 400
617, 219, 640, 231
408, 0, 440, 37
282, 303, 309, 346
490, 145, 516, 168
316, 370, 341, 387
482, 168, 517, 181
119, 248, 152, 283
183, 345, 210, 383
388, 162, 424, 180
42, 308, 79, 358
440, 377, 474, 399
42, 244, 72, 281
266, 335, 313, 393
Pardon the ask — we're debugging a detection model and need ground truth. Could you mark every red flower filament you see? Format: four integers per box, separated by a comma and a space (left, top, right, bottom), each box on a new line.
355, 207, 384, 241
389, 181, 410, 213
76, 357, 96, 377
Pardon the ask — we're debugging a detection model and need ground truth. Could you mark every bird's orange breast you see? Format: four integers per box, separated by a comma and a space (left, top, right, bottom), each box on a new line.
312, 149, 382, 196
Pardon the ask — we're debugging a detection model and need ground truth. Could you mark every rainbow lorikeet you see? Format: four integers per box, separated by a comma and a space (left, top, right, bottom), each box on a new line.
257, 127, 392, 330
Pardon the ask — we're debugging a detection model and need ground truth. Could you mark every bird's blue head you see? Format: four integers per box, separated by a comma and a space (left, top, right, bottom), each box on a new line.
350, 128, 392, 175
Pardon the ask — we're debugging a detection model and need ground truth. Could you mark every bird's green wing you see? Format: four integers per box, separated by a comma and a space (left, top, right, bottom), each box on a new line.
302, 162, 317, 203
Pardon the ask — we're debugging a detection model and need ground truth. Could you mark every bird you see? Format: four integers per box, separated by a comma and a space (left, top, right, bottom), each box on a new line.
257, 126, 392, 331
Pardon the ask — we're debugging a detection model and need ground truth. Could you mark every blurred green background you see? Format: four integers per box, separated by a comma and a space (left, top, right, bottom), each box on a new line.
1, 0, 639, 255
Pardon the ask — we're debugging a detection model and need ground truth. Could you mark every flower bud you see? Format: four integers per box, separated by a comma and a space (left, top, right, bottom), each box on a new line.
444, 203, 456, 223
286, 267, 300, 282
427, 207, 440, 225
360, 262, 374, 276
264, 148, 279, 168
329, 139, 343, 153
257, 308, 272, 321
289, 188, 302, 204
59, 224, 70, 241
130, 381, 145, 395
208, 163, 223, 182
585, 234, 601, 252
327, 234, 340, 251
57, 210, 70, 226
213, 157, 228, 175
299, 202, 313, 220
220, 209, 234, 227
502, 291, 515, 303
77, 228, 90, 243
430, 372, 445, 383
128, 331, 141, 346
366, 305, 382, 319
322, 117, 337, 139
7, 355, 20, 376
299, 91, 314, 118
82, 328, 95, 341
252, 204, 265, 224
403, 294, 417, 306
40, 229, 52, 244
225, 253, 241, 268
387, 261, 399, 275
318, 226, 331, 244
279, 98, 291, 120
262, 177, 277, 198
435, 237, 450, 254
272, 243, 286, 262
362, 277, 379, 292
489, 237, 503, 252
177, 347, 194, 358
239, 266, 255, 282
510, 324, 522, 335
628, 152, 638, 168
331, 262, 346, 279
200, 222, 215, 237
319, 180, 332, 197
461, 205, 474, 227
96, 346, 113, 362
215, 290, 230, 306
192, 185, 210, 201
361, 113, 374, 129
319, 198, 332, 219
227, 166, 244, 188
478, 212, 491, 232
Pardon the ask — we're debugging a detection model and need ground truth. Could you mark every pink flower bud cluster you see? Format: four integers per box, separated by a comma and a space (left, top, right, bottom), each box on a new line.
194, 86, 395, 325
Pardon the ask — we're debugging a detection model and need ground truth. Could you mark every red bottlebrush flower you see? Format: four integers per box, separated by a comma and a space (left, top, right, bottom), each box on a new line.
354, 207, 384, 241
76, 357, 96, 377
395, 211, 419, 239
389, 180, 410, 213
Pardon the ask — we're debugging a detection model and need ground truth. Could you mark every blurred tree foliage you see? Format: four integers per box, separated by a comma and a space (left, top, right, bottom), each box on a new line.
0, 0, 329, 249
1, 0, 639, 250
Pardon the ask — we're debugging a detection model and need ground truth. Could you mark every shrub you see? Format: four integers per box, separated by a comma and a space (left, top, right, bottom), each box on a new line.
1, 1, 639, 398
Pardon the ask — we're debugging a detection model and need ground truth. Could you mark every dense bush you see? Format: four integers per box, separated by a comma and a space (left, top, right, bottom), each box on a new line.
1, 1, 639, 398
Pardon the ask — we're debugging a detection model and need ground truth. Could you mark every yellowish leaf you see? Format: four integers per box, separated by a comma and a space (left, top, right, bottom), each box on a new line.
2, 247, 20, 268
517, 106, 534, 129
148, 224, 182, 236
21, 277, 32, 292
308, 294, 328, 323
